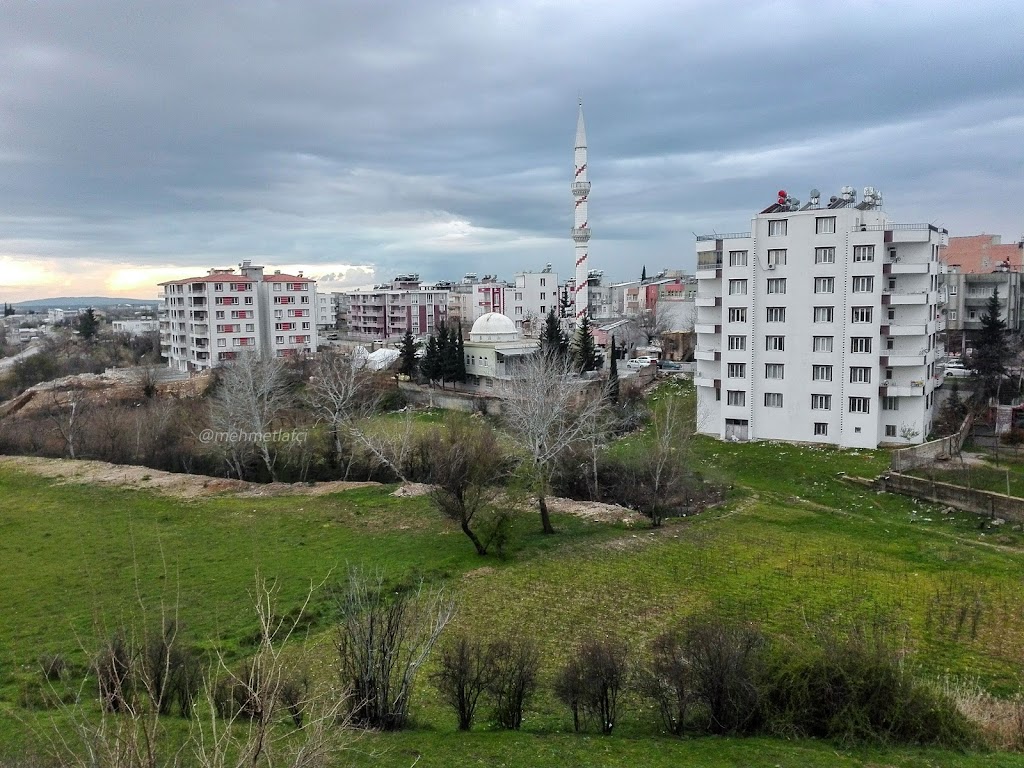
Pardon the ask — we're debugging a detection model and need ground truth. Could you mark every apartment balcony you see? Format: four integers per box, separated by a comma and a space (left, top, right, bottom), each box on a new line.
884, 262, 930, 275
695, 324, 721, 335
858, 223, 947, 243
695, 232, 751, 242
881, 353, 926, 367
935, 318, 947, 332
696, 295, 722, 308
880, 381, 925, 397
693, 372, 721, 388
887, 324, 927, 336
695, 348, 721, 361
190, 324, 209, 335
884, 290, 931, 306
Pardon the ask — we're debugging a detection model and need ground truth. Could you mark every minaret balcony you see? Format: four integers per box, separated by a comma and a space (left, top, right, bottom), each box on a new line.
572, 181, 591, 197
572, 227, 592, 242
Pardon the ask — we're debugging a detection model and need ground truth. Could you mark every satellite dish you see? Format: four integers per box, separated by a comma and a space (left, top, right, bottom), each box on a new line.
829, 195, 838, 203
810, 189, 820, 199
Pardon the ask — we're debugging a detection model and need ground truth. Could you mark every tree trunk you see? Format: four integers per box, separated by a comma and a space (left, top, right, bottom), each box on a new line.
538, 491, 555, 535
461, 519, 488, 556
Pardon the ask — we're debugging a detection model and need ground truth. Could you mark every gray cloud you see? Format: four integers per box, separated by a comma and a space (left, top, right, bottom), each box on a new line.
0, 0, 1022, 298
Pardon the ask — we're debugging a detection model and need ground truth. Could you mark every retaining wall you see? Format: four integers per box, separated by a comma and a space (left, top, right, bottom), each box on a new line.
890, 414, 973, 473
397, 383, 503, 416
878, 471, 1024, 522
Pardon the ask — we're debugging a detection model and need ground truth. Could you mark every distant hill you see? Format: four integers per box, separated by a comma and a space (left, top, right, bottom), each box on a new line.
12, 297, 158, 310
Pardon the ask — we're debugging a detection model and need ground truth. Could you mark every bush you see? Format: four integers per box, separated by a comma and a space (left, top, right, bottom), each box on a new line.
555, 635, 629, 734
488, 637, 540, 730
432, 633, 493, 731
637, 627, 695, 736
95, 633, 133, 713
38, 653, 67, 682
765, 620, 978, 747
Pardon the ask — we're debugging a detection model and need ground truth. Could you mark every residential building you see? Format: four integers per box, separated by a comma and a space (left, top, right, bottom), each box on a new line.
338, 275, 448, 341
695, 186, 946, 448
939, 234, 1024, 354
111, 319, 160, 336
316, 292, 341, 333
504, 267, 559, 333
159, 261, 317, 372
448, 274, 505, 329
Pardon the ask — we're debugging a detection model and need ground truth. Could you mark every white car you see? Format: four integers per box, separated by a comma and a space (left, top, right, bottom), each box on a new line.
943, 361, 973, 378
626, 357, 656, 370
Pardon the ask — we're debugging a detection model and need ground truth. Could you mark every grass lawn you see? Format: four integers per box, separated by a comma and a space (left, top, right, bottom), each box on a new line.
3, 380, 1024, 765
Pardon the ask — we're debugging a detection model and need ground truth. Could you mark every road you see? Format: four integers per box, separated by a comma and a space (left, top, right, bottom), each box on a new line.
0, 341, 43, 372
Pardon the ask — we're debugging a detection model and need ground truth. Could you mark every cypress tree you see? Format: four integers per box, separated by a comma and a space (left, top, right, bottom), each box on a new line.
972, 288, 1010, 398
77, 307, 99, 339
421, 334, 440, 385
608, 334, 620, 403
399, 330, 419, 378
455, 325, 467, 383
541, 309, 570, 359
573, 314, 600, 373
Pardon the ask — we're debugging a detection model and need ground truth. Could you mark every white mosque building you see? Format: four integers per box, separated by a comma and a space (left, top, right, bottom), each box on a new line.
463, 312, 539, 388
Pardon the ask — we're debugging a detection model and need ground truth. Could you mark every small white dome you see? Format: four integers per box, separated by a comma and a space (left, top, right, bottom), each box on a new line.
469, 312, 520, 342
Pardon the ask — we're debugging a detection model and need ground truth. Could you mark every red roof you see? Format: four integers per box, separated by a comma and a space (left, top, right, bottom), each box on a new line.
159, 273, 255, 286
940, 235, 1022, 274
263, 274, 313, 283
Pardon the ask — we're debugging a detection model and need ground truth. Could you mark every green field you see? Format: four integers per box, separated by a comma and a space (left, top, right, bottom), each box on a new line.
4, 383, 1024, 766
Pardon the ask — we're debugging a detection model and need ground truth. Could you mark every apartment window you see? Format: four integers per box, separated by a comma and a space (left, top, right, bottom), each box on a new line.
275, 335, 284, 344
540, 292, 546, 300
813, 306, 834, 323
767, 249, 787, 267
540, 278, 547, 286
812, 364, 833, 381
765, 335, 785, 351
729, 279, 748, 295
217, 339, 226, 348
887, 309, 896, 321
816, 216, 836, 234
215, 311, 225, 319
813, 336, 834, 353
811, 394, 832, 410
729, 250, 748, 267
727, 363, 746, 378
766, 307, 786, 322
515, 292, 523, 300
885, 367, 894, 379
969, 310, 977, 321
766, 278, 786, 294
727, 390, 746, 406
885, 425, 897, 437
849, 366, 872, 383
515, 306, 523, 315
214, 283, 223, 291
886, 337, 895, 350
813, 422, 828, 436
815, 247, 836, 264
764, 392, 783, 408
948, 310, 957, 321
851, 306, 873, 323
853, 245, 876, 262
888, 278, 897, 290
728, 335, 747, 350
849, 397, 871, 414
768, 219, 788, 236
850, 337, 872, 353
852, 276, 874, 293
814, 277, 835, 294
244, 297, 253, 305
949, 284, 957, 296
274, 283, 282, 291
882, 396, 899, 411
728, 308, 747, 323
765, 363, 784, 379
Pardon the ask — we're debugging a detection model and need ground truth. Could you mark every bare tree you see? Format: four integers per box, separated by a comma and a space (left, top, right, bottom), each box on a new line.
46, 382, 92, 460
306, 351, 380, 478
208, 351, 292, 481
425, 416, 510, 555
555, 635, 630, 734
487, 636, 540, 730
432, 633, 494, 731
336, 568, 456, 730
499, 351, 609, 534
628, 392, 696, 527
634, 301, 672, 346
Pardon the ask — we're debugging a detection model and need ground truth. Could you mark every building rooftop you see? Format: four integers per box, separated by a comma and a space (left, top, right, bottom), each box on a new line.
940, 235, 1023, 274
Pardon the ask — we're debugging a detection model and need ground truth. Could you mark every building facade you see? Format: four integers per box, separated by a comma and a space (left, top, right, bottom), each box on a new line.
159, 262, 317, 371
940, 234, 1024, 355
695, 187, 946, 449
339, 275, 448, 341
448, 274, 505, 329
505, 268, 559, 332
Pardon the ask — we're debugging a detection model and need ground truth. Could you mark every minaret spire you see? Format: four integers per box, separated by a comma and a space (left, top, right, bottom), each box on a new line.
571, 100, 591, 320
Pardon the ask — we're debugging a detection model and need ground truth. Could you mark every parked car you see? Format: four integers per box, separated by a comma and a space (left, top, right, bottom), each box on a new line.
943, 361, 973, 377
657, 359, 683, 370
626, 357, 657, 370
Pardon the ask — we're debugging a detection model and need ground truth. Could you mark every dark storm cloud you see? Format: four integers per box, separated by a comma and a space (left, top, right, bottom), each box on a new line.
0, 0, 1021, 295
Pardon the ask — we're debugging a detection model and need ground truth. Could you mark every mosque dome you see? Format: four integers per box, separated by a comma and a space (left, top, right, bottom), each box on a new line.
469, 312, 520, 342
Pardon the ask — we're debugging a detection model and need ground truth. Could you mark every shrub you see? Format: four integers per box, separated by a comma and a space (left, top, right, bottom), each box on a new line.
637, 627, 696, 736
488, 637, 540, 730
277, 672, 310, 728
38, 653, 67, 683
556, 635, 630, 734
432, 633, 493, 731
95, 633, 133, 713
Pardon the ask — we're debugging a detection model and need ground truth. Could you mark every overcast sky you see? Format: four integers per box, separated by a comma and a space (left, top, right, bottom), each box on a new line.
1, 0, 1021, 301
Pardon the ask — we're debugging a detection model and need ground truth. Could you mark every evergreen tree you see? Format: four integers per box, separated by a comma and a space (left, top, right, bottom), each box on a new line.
641, 265, 647, 282
421, 334, 441, 385
972, 288, 1010, 398
540, 309, 569, 359
399, 330, 419, 378
455, 325, 467, 383
573, 313, 600, 373
77, 307, 99, 339
3, 303, 14, 317
559, 286, 571, 318
608, 334, 620, 403
438, 323, 460, 388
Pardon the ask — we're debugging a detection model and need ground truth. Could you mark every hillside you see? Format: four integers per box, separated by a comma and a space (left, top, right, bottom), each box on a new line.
12, 296, 156, 310
2, 391, 1024, 765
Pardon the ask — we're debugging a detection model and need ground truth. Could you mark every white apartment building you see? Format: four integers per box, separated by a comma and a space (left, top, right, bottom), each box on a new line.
159, 262, 317, 372
448, 274, 505, 328
316, 292, 339, 332
695, 187, 947, 449
504, 268, 559, 332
